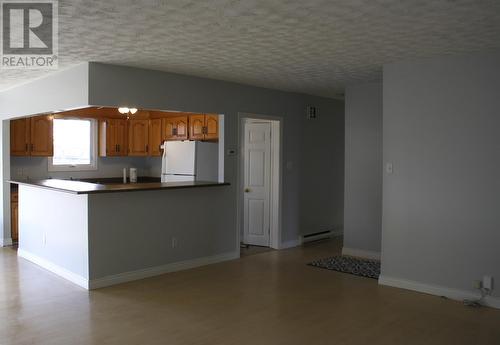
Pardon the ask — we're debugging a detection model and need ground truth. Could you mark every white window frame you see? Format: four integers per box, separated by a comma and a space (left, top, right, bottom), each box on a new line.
48, 117, 98, 172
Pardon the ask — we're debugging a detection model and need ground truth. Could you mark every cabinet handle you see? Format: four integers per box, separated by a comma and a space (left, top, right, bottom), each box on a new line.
202, 126, 208, 134
173, 128, 178, 136
30, 143, 34, 151
146, 144, 149, 153
25, 143, 28, 152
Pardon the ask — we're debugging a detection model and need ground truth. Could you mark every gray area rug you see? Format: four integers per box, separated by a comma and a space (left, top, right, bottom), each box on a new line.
308, 255, 380, 279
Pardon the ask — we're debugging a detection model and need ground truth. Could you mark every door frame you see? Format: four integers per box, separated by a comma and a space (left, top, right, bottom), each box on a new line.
237, 113, 282, 250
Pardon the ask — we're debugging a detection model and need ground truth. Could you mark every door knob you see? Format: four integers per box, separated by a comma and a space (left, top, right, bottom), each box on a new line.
244, 188, 251, 193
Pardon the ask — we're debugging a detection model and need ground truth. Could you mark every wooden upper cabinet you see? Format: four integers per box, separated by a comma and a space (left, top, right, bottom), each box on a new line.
163, 118, 175, 140
189, 115, 205, 140
163, 116, 189, 141
10, 118, 30, 156
175, 117, 188, 140
128, 119, 149, 156
149, 118, 163, 156
189, 114, 219, 141
100, 119, 128, 156
114, 119, 128, 156
30, 116, 53, 156
205, 115, 219, 140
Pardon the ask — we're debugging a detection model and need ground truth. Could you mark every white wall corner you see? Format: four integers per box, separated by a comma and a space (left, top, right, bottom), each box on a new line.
342, 247, 381, 260
18, 249, 90, 289
379, 275, 500, 310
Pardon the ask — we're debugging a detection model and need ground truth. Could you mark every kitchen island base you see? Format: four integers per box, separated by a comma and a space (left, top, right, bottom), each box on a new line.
17, 182, 236, 289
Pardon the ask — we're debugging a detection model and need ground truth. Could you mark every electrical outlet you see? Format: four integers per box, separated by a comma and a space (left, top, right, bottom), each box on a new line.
171, 237, 178, 248
386, 163, 393, 174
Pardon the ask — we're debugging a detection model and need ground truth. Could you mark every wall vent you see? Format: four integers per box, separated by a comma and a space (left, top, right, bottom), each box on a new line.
306, 106, 318, 119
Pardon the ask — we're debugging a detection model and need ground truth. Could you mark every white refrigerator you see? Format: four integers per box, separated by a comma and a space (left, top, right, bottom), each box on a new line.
161, 141, 218, 182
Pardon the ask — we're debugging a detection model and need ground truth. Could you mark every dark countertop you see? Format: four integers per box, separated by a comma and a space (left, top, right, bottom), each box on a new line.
8, 179, 230, 195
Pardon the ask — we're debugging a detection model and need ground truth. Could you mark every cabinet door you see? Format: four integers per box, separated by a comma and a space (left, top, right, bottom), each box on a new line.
149, 118, 163, 156
10, 118, 30, 156
103, 119, 128, 156
11, 200, 18, 242
163, 118, 176, 140
174, 116, 189, 140
128, 119, 149, 156
30, 116, 53, 156
205, 115, 219, 140
189, 115, 205, 140
104, 120, 116, 156
113, 119, 128, 156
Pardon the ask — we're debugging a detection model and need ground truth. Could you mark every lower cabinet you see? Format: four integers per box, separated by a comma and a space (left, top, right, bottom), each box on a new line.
11, 191, 18, 242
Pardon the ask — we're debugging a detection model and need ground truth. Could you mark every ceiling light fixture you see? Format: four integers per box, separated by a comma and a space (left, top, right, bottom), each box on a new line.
118, 107, 138, 119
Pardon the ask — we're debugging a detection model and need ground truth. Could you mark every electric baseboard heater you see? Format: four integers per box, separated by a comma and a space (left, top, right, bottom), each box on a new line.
302, 230, 333, 244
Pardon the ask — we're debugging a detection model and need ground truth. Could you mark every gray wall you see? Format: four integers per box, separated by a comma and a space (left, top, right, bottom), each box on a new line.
19, 185, 89, 279
1, 62, 344, 248
88, 186, 234, 279
382, 51, 500, 298
88, 63, 345, 242
299, 96, 345, 235
344, 83, 382, 253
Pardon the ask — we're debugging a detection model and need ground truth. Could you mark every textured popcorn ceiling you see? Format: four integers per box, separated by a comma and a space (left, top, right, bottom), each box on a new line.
1, 0, 500, 98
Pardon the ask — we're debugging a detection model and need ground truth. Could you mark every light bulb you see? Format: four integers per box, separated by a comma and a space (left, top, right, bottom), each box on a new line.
129, 108, 138, 115
118, 107, 129, 114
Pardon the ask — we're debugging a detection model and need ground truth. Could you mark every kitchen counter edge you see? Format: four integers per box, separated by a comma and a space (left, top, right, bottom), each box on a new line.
8, 179, 231, 195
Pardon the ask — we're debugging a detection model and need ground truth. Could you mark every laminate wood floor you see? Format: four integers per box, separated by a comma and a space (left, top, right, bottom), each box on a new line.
1, 239, 499, 345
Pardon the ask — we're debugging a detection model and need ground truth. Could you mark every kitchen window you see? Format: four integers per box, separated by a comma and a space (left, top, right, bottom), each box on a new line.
48, 118, 98, 171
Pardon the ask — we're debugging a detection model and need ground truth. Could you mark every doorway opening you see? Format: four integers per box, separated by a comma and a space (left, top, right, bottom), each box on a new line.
238, 114, 281, 251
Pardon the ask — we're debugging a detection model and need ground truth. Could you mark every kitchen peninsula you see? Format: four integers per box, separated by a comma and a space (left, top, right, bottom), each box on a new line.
11, 178, 234, 289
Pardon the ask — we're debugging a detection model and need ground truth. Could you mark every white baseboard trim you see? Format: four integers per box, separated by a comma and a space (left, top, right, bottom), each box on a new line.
342, 247, 381, 260
89, 251, 239, 289
1, 237, 13, 247
18, 249, 89, 289
279, 238, 302, 250
379, 275, 500, 310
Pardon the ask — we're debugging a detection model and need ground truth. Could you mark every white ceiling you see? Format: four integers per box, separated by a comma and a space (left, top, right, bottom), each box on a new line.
1, 0, 500, 98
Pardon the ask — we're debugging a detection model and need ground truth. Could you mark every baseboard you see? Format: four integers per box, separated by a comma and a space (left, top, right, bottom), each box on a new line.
379, 275, 500, 310
89, 251, 239, 289
279, 238, 302, 249
1, 237, 13, 247
17, 249, 89, 289
342, 247, 381, 260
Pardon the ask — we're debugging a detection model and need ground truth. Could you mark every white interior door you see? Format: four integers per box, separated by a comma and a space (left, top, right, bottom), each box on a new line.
243, 121, 271, 246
